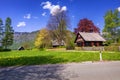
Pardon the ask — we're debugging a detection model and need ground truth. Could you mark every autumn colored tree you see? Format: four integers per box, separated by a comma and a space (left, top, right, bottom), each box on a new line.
34, 28, 51, 49
74, 18, 100, 34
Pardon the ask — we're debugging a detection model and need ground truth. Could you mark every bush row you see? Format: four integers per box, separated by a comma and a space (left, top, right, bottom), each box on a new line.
0, 47, 11, 52
74, 46, 120, 52
104, 46, 120, 52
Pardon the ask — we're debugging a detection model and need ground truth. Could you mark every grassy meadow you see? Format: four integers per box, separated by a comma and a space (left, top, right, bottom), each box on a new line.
0, 50, 120, 67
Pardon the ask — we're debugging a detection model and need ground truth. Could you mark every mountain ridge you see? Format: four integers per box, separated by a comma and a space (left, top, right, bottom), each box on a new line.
10, 30, 39, 49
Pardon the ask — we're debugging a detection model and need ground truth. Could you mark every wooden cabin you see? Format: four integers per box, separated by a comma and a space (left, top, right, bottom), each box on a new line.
74, 32, 106, 47
52, 40, 65, 47
18, 46, 25, 50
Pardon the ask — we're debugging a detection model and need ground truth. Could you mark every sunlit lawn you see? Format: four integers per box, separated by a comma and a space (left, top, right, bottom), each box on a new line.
0, 50, 120, 67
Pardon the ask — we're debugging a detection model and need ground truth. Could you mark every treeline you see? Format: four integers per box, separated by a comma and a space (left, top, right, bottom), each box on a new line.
0, 17, 14, 51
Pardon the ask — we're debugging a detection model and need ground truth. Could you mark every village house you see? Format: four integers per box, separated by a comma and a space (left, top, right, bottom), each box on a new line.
74, 32, 106, 47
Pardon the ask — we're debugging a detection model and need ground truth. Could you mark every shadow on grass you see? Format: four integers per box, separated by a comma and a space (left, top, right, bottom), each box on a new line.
0, 56, 69, 80
0, 55, 67, 67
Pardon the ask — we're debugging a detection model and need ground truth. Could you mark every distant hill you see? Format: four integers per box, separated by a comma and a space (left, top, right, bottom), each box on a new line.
10, 30, 39, 50
10, 30, 75, 50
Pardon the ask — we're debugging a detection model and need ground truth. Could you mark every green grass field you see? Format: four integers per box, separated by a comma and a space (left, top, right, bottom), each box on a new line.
0, 50, 120, 67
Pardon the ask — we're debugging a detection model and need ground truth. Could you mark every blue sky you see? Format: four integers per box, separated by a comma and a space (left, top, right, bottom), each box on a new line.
0, 0, 120, 32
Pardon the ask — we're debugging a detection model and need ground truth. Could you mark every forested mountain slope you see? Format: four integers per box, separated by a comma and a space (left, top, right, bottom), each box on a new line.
10, 31, 38, 50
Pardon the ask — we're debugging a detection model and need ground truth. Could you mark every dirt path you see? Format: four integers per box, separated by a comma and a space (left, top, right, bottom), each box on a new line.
0, 61, 120, 80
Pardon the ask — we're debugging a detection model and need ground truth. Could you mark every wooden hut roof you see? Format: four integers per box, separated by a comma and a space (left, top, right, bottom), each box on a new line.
52, 40, 65, 46
75, 32, 106, 42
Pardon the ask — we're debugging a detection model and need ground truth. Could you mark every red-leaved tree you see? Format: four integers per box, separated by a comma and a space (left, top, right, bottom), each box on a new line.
74, 18, 100, 34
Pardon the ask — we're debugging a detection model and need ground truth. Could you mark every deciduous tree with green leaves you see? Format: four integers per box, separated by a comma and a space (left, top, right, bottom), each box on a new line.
103, 9, 120, 44
2, 17, 14, 49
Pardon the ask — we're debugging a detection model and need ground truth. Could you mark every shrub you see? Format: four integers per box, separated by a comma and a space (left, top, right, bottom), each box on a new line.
110, 43, 120, 46
66, 41, 75, 50
3, 49, 11, 51
0, 47, 3, 51
0, 48, 11, 52
66, 46, 75, 50
39, 48, 46, 51
104, 46, 119, 52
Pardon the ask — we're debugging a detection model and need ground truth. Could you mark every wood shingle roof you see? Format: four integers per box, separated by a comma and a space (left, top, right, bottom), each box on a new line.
78, 32, 106, 41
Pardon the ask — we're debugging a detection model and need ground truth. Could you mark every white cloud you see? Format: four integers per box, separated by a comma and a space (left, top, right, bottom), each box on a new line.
17, 22, 26, 27
50, 5, 60, 15
24, 14, 31, 19
118, 7, 120, 12
41, 1, 52, 9
41, 1, 67, 16
42, 12, 46, 16
61, 6, 67, 11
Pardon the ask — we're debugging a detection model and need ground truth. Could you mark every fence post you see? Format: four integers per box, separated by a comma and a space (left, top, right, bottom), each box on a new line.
99, 50, 103, 61
119, 46, 120, 51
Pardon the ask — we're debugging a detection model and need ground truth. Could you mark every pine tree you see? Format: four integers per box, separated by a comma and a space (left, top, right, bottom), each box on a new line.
0, 18, 3, 47
2, 17, 14, 49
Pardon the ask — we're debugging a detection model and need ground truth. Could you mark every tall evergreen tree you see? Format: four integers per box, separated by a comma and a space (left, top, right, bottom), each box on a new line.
103, 9, 120, 43
2, 17, 14, 49
0, 18, 3, 43
0, 18, 3, 46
